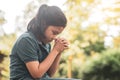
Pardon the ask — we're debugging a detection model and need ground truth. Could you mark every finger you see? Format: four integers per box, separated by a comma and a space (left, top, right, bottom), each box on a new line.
62, 41, 69, 46
64, 44, 69, 48
64, 46, 69, 49
54, 37, 61, 41
60, 38, 69, 44
58, 38, 65, 41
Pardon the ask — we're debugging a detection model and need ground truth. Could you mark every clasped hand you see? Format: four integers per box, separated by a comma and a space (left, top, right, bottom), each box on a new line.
53, 38, 69, 53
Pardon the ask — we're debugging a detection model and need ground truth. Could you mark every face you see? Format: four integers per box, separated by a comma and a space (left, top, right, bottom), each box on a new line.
44, 26, 64, 43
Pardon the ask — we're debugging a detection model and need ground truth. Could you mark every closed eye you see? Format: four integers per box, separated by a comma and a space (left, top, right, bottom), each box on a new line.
53, 31, 59, 35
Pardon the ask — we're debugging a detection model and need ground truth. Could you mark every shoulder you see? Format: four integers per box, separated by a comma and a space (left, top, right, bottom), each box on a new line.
19, 32, 35, 40
17, 32, 37, 43
14, 32, 38, 48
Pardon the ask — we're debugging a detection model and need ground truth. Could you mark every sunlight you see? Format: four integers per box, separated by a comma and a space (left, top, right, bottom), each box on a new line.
0, 0, 66, 34
0, 0, 32, 34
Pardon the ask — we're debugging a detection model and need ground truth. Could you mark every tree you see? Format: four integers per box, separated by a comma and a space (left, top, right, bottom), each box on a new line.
59, 0, 120, 78
0, 10, 6, 25
80, 48, 120, 80
15, 0, 48, 32
0, 34, 16, 80
0, 10, 6, 36
0, 51, 7, 80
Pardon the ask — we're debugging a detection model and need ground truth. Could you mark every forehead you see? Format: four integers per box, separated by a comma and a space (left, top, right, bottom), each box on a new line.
48, 26, 64, 32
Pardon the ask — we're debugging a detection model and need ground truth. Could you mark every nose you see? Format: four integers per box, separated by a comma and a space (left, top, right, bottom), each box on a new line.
53, 35, 57, 40
53, 37, 57, 40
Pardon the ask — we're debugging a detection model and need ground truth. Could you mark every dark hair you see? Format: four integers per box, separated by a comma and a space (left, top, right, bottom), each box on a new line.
27, 4, 67, 39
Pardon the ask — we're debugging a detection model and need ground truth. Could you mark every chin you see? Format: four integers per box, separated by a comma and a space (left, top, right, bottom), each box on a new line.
44, 40, 52, 44
48, 39, 53, 43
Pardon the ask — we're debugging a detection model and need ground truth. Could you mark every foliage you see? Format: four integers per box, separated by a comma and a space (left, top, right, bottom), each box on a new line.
1, 0, 119, 79
64, 0, 120, 78
15, 0, 48, 32
0, 51, 7, 63
0, 10, 6, 36
83, 40, 105, 55
0, 34, 16, 52
0, 34, 16, 80
0, 10, 6, 25
0, 51, 8, 80
113, 36, 120, 48
80, 48, 120, 80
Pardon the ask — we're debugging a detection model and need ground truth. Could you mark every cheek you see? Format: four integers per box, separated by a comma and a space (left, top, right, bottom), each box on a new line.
44, 31, 52, 39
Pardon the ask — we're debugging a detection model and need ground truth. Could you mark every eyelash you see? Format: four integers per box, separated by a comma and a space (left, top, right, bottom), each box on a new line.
53, 32, 58, 35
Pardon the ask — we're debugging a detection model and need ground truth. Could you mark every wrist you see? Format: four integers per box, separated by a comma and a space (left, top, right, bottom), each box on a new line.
52, 49, 59, 55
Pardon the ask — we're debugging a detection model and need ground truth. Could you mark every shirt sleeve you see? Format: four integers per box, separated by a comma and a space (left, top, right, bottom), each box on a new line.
16, 37, 39, 63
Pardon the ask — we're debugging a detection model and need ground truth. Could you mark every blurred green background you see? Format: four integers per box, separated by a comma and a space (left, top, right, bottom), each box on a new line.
0, 0, 120, 80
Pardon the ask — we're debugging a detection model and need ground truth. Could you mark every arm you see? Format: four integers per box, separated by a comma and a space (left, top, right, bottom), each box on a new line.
26, 38, 68, 79
26, 49, 59, 78
47, 53, 62, 77
47, 38, 69, 77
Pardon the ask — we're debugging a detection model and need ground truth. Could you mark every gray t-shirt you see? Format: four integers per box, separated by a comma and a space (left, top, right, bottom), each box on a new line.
10, 31, 51, 80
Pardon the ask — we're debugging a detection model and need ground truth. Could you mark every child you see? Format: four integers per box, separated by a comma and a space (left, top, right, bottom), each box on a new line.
10, 4, 69, 80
